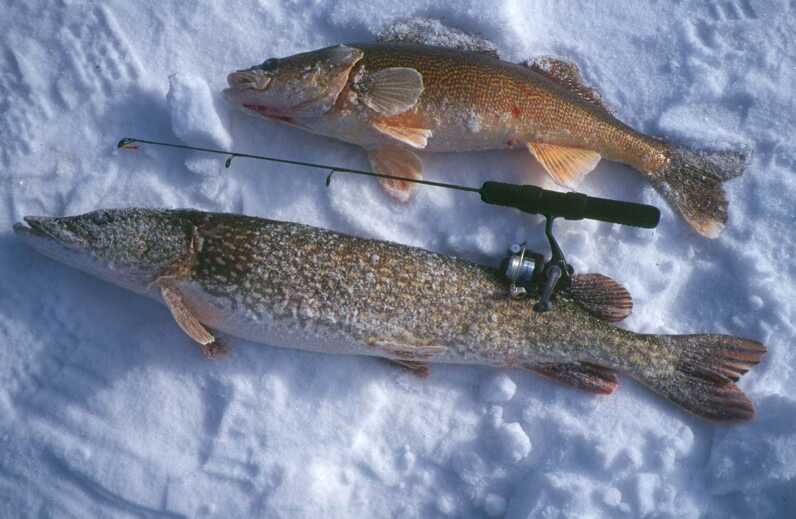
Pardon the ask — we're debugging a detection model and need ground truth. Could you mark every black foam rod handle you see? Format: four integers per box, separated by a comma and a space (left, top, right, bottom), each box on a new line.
479, 182, 660, 228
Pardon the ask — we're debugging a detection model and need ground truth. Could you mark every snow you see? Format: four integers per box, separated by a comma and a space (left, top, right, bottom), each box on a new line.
480, 373, 518, 403
1, 1, 795, 518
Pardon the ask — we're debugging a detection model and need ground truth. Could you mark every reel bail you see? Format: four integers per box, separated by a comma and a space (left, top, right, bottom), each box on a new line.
503, 215, 573, 313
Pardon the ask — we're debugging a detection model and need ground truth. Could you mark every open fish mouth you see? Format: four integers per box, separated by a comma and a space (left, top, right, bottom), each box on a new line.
226, 70, 272, 91
14, 217, 57, 239
13, 216, 86, 249
240, 103, 297, 125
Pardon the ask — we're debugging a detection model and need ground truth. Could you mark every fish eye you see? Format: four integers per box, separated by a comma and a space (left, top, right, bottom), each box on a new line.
260, 58, 279, 71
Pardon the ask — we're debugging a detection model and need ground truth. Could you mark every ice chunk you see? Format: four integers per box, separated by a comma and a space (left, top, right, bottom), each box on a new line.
480, 373, 517, 403
495, 422, 532, 463
167, 73, 232, 150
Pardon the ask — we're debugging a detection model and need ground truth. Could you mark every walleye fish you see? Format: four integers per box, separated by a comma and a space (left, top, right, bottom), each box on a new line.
224, 39, 746, 238
15, 208, 765, 422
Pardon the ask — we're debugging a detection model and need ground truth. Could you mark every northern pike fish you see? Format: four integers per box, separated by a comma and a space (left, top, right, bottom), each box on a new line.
15, 208, 765, 422
224, 37, 746, 238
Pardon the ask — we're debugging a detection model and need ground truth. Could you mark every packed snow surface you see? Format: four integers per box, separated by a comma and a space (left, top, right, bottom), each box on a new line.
2, 1, 795, 517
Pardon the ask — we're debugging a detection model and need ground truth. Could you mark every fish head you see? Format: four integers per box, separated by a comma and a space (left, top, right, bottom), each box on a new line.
223, 44, 363, 125
14, 208, 197, 293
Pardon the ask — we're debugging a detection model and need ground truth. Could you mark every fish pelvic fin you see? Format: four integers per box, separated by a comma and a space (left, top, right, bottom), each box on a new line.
368, 147, 424, 203
650, 146, 747, 238
372, 120, 432, 149
639, 335, 765, 422
527, 142, 601, 188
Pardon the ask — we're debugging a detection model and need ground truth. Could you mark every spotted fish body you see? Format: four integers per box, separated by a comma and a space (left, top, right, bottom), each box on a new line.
15, 208, 765, 422
225, 40, 747, 238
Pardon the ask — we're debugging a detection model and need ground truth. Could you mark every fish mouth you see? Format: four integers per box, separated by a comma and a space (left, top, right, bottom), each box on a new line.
14, 216, 86, 248
241, 103, 297, 125
14, 217, 56, 239
226, 70, 272, 91
222, 86, 297, 125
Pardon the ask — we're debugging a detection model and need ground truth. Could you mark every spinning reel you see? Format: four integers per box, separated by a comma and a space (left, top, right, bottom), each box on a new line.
479, 183, 660, 321
502, 215, 573, 313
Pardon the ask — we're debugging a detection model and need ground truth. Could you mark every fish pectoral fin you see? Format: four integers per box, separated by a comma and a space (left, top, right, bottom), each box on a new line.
368, 148, 424, 203
523, 56, 612, 115
160, 284, 229, 359
525, 362, 618, 394
385, 359, 431, 378
371, 120, 432, 149
360, 67, 424, 116
567, 273, 633, 323
527, 142, 601, 188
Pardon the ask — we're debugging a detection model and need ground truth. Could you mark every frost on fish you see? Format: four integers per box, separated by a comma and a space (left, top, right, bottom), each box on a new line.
377, 17, 500, 57
15, 208, 766, 422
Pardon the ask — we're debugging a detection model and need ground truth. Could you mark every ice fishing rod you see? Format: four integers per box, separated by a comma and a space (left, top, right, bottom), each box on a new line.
118, 138, 660, 228
118, 136, 660, 316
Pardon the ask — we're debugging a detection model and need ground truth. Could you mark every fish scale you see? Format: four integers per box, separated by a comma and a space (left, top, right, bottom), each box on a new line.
16, 208, 765, 422
352, 43, 665, 167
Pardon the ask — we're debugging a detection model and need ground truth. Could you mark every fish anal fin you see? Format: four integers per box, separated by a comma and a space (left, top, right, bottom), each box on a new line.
527, 142, 601, 188
368, 148, 424, 203
568, 273, 633, 322
526, 362, 618, 394
372, 120, 432, 149
524, 56, 611, 115
359, 67, 424, 116
160, 283, 228, 359
386, 359, 431, 378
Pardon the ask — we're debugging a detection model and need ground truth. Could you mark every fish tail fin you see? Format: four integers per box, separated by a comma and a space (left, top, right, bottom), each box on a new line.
638, 334, 765, 422
650, 146, 747, 238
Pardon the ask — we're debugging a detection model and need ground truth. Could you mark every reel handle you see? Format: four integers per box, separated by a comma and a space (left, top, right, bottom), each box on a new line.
480, 182, 660, 228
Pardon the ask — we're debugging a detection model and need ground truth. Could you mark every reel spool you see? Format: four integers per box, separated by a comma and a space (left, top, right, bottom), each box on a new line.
501, 215, 633, 323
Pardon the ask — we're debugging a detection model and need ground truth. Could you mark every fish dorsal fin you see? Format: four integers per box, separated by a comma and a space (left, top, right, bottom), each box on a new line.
368, 147, 424, 202
377, 17, 500, 58
359, 67, 425, 116
524, 56, 611, 115
527, 142, 601, 188
372, 120, 432, 149
567, 273, 633, 322
526, 362, 618, 394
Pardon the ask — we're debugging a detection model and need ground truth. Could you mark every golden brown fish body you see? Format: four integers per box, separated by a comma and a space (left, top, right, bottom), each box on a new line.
334, 44, 666, 169
224, 43, 747, 237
